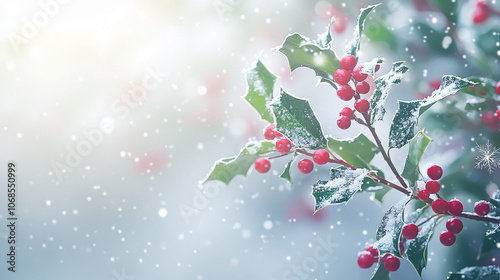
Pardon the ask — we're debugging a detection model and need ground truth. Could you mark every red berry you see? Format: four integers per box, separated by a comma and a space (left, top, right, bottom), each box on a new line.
477, 0, 488, 9
446, 218, 463, 234
275, 138, 292, 154
340, 55, 357, 71
313, 149, 330, 165
418, 189, 430, 201
425, 180, 441, 194
263, 124, 276, 140
357, 252, 374, 269
334, 68, 351, 85
337, 116, 351, 130
402, 223, 419, 240
473, 5, 489, 24
474, 200, 490, 216
495, 109, 500, 122
495, 81, 500, 95
427, 165, 443, 180
432, 198, 449, 214
439, 231, 456, 246
298, 159, 314, 174
337, 85, 355, 101
352, 65, 368, 81
254, 157, 271, 173
383, 255, 400, 272
482, 110, 497, 125
364, 245, 379, 260
354, 99, 370, 114
356, 81, 370, 94
448, 199, 463, 216
339, 107, 354, 118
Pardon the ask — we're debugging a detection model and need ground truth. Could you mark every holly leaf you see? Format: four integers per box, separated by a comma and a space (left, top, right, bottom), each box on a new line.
279, 158, 294, 184
270, 89, 327, 149
327, 133, 379, 169
361, 57, 384, 77
405, 216, 437, 276
243, 60, 277, 123
369, 61, 409, 124
460, 76, 496, 98
374, 196, 411, 258
447, 266, 500, 280
316, 18, 333, 48
370, 262, 390, 280
401, 130, 433, 189
278, 33, 339, 87
345, 4, 381, 59
202, 141, 275, 185
311, 167, 370, 213
480, 190, 500, 256
389, 75, 475, 149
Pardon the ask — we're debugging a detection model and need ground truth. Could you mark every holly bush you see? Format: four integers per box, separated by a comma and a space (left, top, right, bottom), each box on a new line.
203, 3, 500, 279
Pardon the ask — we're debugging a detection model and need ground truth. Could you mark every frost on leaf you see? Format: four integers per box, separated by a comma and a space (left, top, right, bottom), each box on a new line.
270, 89, 327, 149
243, 60, 277, 123
345, 4, 380, 59
405, 216, 437, 276
311, 167, 369, 212
374, 196, 411, 258
202, 141, 275, 185
447, 266, 500, 280
369, 61, 409, 124
389, 75, 475, 149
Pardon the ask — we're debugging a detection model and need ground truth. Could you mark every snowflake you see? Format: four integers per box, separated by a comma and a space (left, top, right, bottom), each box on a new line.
475, 140, 500, 174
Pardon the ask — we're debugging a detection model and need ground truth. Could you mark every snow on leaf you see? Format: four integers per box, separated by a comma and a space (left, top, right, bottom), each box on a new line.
345, 4, 380, 59
311, 167, 369, 212
361, 57, 384, 77
270, 89, 327, 149
315, 18, 333, 48
447, 266, 500, 280
202, 141, 275, 185
327, 133, 379, 169
389, 75, 474, 149
460, 76, 497, 98
405, 216, 437, 277
401, 130, 433, 189
278, 33, 340, 87
369, 61, 409, 124
243, 60, 277, 123
370, 262, 390, 280
374, 196, 411, 258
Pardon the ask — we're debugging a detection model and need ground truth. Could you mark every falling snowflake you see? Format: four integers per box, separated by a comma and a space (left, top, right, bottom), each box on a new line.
475, 140, 500, 174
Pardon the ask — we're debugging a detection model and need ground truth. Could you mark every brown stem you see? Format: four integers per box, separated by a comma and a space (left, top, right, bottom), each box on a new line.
458, 212, 500, 224
361, 112, 410, 190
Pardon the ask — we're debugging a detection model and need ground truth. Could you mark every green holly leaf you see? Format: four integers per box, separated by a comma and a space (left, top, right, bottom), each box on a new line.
401, 130, 433, 189
490, 190, 500, 210
311, 167, 370, 213
362, 57, 384, 77
369, 61, 409, 124
447, 266, 500, 280
345, 4, 381, 59
243, 60, 277, 123
327, 133, 379, 169
202, 141, 275, 185
389, 75, 475, 149
278, 33, 339, 87
279, 157, 294, 184
405, 216, 437, 276
374, 196, 411, 258
270, 89, 327, 149
460, 76, 496, 98
480, 190, 500, 256
370, 262, 390, 280
316, 18, 333, 49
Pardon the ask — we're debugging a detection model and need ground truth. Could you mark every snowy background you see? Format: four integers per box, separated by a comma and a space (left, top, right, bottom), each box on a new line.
0, 0, 494, 279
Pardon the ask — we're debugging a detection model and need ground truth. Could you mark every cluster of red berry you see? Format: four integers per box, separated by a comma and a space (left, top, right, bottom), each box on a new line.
254, 124, 331, 174
357, 245, 400, 272
334, 55, 372, 130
